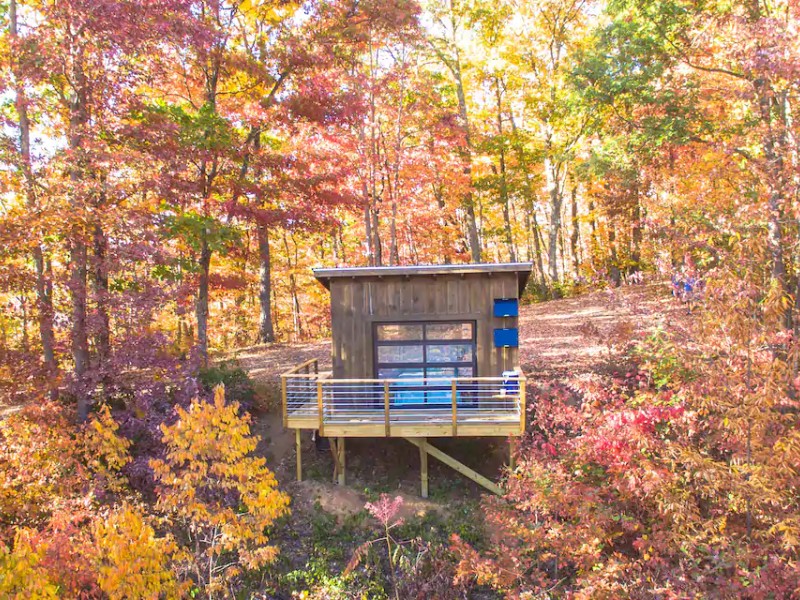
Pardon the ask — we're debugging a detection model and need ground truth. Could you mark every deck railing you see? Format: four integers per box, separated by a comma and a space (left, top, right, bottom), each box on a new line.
281, 359, 526, 437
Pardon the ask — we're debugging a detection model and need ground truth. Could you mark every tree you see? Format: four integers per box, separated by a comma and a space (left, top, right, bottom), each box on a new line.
151, 385, 290, 594
424, 0, 483, 262
503, 0, 593, 284
6, 0, 56, 373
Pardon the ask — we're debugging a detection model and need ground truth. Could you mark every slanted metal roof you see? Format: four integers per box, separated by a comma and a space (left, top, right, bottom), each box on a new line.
313, 262, 533, 295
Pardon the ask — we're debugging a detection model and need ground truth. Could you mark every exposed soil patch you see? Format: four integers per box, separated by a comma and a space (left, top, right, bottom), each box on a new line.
295, 479, 444, 522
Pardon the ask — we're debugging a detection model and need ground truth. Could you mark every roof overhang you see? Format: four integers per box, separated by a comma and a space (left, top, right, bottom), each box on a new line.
313, 262, 533, 296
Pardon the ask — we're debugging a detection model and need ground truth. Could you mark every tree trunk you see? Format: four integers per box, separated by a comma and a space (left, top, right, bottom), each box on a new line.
257, 224, 275, 343
67, 55, 91, 422
433, 180, 453, 264
588, 199, 599, 269
531, 210, 548, 285
570, 184, 580, 279
196, 236, 212, 362
11, 0, 57, 372
71, 235, 90, 421
389, 200, 398, 265
336, 223, 346, 264
282, 232, 303, 339
371, 207, 382, 266
631, 187, 643, 275
364, 201, 374, 266
33, 249, 56, 369
558, 222, 568, 282
755, 77, 791, 327
20, 296, 29, 352
495, 80, 516, 262
524, 211, 535, 263
509, 114, 545, 285
545, 155, 563, 283
452, 56, 481, 261
93, 221, 111, 365
609, 225, 621, 287
92, 172, 110, 366
431, 8, 481, 261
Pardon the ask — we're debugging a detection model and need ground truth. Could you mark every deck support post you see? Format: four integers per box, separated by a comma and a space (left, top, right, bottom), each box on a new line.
337, 437, 345, 485
329, 437, 340, 482
451, 381, 458, 437
508, 437, 516, 473
419, 438, 429, 498
295, 429, 302, 482
384, 381, 390, 437
316, 381, 324, 436
404, 438, 503, 496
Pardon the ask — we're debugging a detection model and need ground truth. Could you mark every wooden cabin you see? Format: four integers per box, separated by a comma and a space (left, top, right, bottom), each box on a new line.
281, 262, 533, 496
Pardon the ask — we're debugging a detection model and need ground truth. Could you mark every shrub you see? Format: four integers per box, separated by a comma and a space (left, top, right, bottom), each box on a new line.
198, 360, 256, 408
0, 529, 59, 599
151, 385, 290, 595
94, 504, 183, 599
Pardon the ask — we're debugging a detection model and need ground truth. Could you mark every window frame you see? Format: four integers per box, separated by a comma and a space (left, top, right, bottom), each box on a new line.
372, 320, 478, 380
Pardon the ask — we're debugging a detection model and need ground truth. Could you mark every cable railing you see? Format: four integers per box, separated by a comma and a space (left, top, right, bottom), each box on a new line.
281, 359, 525, 437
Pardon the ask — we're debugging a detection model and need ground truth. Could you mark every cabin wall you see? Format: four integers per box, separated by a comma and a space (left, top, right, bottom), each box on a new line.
329, 273, 520, 379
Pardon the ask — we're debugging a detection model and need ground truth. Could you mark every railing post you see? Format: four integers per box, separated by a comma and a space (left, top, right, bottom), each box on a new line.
281, 375, 288, 428
317, 380, 324, 437
451, 380, 458, 437
384, 381, 391, 437
519, 378, 526, 434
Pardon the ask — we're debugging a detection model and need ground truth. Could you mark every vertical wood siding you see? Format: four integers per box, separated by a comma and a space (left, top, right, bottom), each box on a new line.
329, 273, 521, 379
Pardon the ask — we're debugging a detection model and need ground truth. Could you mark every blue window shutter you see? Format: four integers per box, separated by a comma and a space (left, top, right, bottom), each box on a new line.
493, 328, 518, 348
493, 298, 519, 317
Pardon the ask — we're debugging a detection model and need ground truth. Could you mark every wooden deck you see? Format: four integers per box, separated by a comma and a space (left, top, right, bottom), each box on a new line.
281, 358, 525, 438
281, 358, 526, 495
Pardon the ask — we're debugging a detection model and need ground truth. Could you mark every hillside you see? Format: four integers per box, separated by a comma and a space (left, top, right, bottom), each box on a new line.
231, 283, 685, 510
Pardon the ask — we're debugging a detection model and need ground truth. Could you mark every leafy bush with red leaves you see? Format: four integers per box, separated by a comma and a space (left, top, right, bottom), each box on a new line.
453, 317, 800, 598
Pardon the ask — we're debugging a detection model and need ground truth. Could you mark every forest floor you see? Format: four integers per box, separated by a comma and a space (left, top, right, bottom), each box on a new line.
230, 282, 689, 531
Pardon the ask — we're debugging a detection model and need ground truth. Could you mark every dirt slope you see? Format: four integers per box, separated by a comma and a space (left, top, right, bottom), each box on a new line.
518, 282, 684, 377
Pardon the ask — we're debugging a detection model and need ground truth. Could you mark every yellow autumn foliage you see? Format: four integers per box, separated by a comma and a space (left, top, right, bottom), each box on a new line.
151, 385, 290, 592
0, 402, 133, 529
94, 504, 184, 600
84, 404, 132, 492
0, 529, 59, 599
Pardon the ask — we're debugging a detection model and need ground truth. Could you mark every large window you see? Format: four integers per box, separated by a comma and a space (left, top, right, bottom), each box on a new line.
374, 321, 476, 381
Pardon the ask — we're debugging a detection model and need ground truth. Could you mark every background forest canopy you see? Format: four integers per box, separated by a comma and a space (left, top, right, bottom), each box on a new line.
1, 0, 800, 598
1, 0, 798, 375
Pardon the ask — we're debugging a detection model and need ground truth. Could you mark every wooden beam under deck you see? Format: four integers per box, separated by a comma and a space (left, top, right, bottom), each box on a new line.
405, 437, 503, 496
338, 437, 346, 485
419, 438, 428, 498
